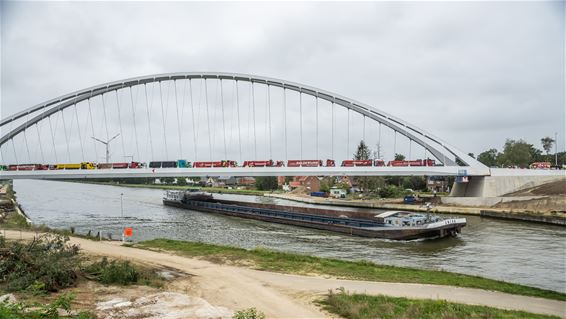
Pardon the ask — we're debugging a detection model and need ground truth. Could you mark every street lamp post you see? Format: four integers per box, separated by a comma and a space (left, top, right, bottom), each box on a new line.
120, 193, 124, 218
91, 133, 120, 163
555, 132, 558, 166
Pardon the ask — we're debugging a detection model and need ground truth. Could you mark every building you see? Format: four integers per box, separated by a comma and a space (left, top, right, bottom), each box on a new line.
427, 176, 449, 192
330, 187, 347, 198
237, 177, 256, 186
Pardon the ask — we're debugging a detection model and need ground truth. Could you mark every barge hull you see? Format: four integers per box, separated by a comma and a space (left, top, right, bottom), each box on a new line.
163, 199, 464, 240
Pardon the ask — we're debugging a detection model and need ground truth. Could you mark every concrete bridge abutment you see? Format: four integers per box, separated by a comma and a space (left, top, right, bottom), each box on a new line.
450, 169, 566, 197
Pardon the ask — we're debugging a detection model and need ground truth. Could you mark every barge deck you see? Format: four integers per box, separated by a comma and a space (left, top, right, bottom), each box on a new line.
163, 191, 466, 240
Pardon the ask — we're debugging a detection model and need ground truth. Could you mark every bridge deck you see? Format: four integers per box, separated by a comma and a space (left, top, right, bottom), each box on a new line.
0, 166, 496, 179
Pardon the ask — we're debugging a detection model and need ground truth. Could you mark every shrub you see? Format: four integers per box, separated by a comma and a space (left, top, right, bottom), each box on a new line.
233, 307, 266, 319
84, 257, 138, 285
0, 294, 96, 319
378, 185, 401, 198
0, 234, 80, 292
84, 257, 162, 287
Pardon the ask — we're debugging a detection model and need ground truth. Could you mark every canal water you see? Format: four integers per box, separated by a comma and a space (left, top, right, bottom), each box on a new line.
13, 179, 566, 293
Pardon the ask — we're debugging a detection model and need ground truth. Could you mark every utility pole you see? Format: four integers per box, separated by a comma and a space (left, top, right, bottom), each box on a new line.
91, 133, 120, 163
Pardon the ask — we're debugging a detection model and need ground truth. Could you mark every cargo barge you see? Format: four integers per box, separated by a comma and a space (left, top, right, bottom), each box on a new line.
163, 190, 466, 240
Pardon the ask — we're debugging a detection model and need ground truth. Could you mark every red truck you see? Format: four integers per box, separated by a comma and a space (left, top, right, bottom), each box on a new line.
243, 160, 285, 167
288, 159, 335, 167
387, 159, 435, 167
341, 160, 373, 167
193, 160, 238, 168
8, 164, 49, 171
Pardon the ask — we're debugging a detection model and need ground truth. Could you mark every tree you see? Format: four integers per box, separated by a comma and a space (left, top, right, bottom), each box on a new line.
353, 140, 371, 160
477, 148, 499, 167
352, 140, 384, 193
177, 177, 187, 186
255, 176, 278, 191
497, 139, 534, 168
394, 153, 405, 161
541, 137, 555, 155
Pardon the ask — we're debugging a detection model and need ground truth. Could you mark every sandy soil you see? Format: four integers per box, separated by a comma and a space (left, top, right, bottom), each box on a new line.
3, 230, 565, 318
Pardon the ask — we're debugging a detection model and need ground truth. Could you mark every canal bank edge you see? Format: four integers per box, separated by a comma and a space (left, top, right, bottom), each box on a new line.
264, 193, 566, 226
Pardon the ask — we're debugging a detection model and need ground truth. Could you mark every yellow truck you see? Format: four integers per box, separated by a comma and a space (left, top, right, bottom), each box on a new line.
55, 162, 95, 170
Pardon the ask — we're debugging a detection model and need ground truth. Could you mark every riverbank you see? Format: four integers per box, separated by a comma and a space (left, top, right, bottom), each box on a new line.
264, 193, 566, 225
74, 180, 273, 196
3, 230, 565, 318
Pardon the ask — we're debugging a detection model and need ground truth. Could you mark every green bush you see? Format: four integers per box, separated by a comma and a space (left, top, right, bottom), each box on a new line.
378, 185, 401, 198
0, 234, 80, 292
84, 257, 162, 287
0, 294, 96, 319
84, 257, 138, 285
233, 307, 266, 319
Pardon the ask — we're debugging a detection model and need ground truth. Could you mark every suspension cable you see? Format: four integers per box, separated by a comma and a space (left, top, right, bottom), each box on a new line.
283, 88, 288, 161
363, 115, 366, 141
174, 80, 183, 159
315, 96, 318, 159
331, 101, 334, 160
299, 91, 303, 160
115, 90, 126, 160
23, 113, 31, 162
158, 81, 169, 159
235, 81, 242, 162
10, 138, 18, 165
128, 86, 140, 161
378, 122, 382, 159
393, 131, 397, 157
23, 130, 31, 163
189, 79, 198, 161
48, 115, 58, 163
251, 81, 257, 159
73, 103, 85, 161
220, 79, 227, 159
87, 97, 98, 161
204, 79, 213, 160
101, 93, 110, 142
347, 108, 350, 158
267, 85, 272, 160
144, 83, 154, 161
409, 139, 412, 160
35, 123, 45, 163
60, 110, 71, 162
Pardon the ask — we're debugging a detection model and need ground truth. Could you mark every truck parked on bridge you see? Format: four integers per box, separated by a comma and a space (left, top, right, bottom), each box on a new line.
288, 159, 335, 167
193, 160, 238, 168
242, 160, 285, 167
387, 159, 435, 167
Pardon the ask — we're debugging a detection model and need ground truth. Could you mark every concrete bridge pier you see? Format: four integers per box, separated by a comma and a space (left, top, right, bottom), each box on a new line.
450, 169, 566, 197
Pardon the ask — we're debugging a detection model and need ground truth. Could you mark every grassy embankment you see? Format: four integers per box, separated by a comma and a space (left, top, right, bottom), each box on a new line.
319, 289, 560, 319
79, 181, 272, 196
0, 233, 163, 319
137, 238, 566, 302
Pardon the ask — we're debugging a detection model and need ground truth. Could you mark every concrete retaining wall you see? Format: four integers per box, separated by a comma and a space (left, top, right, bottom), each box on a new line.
451, 173, 565, 197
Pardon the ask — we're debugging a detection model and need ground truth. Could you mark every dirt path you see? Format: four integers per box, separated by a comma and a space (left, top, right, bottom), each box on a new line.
4, 230, 565, 318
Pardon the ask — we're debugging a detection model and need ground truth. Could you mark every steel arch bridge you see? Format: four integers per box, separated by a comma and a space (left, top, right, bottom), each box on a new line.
0, 72, 490, 179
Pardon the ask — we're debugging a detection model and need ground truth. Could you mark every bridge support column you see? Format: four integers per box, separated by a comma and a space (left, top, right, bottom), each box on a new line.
450, 174, 566, 197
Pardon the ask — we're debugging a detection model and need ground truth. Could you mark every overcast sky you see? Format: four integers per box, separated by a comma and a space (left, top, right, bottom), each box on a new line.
1, 1, 564, 160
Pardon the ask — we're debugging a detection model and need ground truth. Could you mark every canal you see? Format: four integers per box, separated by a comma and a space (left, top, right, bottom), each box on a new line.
13, 179, 566, 293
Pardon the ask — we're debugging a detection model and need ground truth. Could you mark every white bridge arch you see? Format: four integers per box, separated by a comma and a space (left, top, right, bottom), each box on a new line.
0, 72, 490, 178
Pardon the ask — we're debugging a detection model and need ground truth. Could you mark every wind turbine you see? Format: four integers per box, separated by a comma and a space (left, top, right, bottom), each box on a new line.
91, 133, 120, 163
